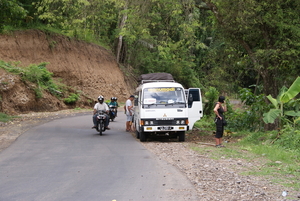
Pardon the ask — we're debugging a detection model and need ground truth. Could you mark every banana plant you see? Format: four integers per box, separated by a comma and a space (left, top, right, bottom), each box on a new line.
263, 77, 300, 127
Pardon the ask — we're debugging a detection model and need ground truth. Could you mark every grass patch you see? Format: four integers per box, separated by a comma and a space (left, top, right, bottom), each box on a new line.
191, 121, 300, 190
0, 113, 17, 122
194, 116, 215, 130
189, 134, 300, 190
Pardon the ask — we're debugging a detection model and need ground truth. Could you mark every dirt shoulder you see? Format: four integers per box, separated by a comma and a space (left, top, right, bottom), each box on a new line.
1, 110, 299, 200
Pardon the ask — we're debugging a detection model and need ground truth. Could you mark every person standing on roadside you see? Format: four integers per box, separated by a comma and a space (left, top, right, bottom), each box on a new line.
213, 96, 227, 147
125, 95, 135, 132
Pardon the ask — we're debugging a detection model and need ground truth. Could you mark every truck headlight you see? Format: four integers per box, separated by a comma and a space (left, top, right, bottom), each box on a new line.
176, 120, 180, 124
145, 121, 149, 125
181, 120, 185, 124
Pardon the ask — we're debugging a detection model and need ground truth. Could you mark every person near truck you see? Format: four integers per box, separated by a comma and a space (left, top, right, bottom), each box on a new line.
125, 95, 135, 132
213, 96, 227, 147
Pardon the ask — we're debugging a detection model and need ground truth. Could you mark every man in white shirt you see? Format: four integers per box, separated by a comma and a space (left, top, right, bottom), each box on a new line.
93, 96, 110, 129
125, 95, 135, 131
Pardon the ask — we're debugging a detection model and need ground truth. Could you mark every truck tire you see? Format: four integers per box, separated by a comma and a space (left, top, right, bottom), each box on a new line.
140, 131, 147, 142
178, 131, 185, 142
135, 122, 140, 139
135, 130, 140, 139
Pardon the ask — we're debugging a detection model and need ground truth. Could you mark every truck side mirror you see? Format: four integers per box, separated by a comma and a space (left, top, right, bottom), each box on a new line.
188, 94, 193, 102
188, 94, 193, 108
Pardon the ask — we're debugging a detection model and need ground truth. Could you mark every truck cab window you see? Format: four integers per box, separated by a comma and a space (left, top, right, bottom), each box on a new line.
143, 87, 185, 105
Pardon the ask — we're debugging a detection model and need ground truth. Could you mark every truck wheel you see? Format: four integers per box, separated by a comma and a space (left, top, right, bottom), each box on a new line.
178, 131, 185, 142
135, 122, 140, 139
140, 131, 147, 142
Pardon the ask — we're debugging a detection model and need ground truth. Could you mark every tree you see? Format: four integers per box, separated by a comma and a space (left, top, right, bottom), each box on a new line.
0, 0, 27, 31
114, 0, 204, 87
199, 0, 300, 97
34, 0, 90, 34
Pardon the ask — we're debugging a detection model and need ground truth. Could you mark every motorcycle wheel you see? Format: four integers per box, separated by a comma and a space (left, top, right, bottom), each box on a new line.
98, 122, 103, 135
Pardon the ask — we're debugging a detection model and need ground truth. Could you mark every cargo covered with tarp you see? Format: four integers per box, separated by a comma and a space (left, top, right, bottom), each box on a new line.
138, 73, 174, 83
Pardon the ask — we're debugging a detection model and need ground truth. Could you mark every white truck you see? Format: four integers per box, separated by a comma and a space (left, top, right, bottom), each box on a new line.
133, 73, 203, 142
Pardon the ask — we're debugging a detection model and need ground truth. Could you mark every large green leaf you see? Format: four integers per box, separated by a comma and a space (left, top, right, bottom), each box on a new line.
263, 109, 281, 124
266, 95, 279, 109
280, 77, 300, 103
295, 117, 300, 124
285, 111, 300, 117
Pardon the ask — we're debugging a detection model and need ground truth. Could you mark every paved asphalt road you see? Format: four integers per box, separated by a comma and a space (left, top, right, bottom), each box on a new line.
0, 114, 198, 201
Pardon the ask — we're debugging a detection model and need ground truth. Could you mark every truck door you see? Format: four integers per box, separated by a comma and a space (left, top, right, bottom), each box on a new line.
187, 88, 203, 129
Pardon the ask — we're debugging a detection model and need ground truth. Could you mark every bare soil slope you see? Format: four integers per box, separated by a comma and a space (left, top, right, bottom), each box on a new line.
0, 30, 133, 115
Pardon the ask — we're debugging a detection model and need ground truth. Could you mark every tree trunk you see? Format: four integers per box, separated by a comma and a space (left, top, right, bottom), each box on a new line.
116, 3, 128, 63
260, 68, 278, 98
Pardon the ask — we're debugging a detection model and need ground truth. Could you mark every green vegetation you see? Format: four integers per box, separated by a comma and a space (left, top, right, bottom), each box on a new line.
0, 60, 81, 103
64, 93, 80, 104
0, 60, 62, 98
3, 0, 299, 93
263, 77, 300, 128
0, 113, 15, 122
193, 77, 300, 190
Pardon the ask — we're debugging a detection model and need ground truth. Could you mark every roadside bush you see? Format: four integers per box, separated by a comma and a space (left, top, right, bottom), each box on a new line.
0, 113, 15, 122
22, 62, 62, 97
194, 115, 215, 131
64, 93, 80, 104
226, 88, 269, 132
203, 87, 219, 116
0, 60, 62, 98
273, 125, 300, 150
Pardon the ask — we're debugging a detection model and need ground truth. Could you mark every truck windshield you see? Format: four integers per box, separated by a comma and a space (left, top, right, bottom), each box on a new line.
143, 87, 185, 105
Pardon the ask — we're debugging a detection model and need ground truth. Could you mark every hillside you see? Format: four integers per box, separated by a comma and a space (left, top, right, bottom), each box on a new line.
0, 30, 134, 115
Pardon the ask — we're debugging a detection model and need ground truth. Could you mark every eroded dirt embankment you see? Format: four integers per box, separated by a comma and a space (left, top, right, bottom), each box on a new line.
0, 30, 133, 115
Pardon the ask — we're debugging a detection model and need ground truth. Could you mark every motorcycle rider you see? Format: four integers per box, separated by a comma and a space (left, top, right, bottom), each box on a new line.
92, 95, 110, 130
108, 97, 119, 117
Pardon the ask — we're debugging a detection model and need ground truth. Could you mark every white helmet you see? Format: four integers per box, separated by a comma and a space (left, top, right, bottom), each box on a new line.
98, 95, 104, 102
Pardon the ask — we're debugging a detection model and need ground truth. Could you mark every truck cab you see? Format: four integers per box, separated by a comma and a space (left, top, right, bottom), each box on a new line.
134, 79, 203, 142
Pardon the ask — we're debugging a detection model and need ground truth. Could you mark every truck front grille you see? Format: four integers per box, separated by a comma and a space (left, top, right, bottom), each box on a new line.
157, 120, 173, 125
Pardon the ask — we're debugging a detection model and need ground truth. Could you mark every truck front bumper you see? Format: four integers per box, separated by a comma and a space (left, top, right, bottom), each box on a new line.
142, 125, 189, 132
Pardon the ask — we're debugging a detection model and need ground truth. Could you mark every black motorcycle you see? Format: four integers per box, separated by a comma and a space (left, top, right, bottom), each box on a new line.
109, 105, 117, 121
96, 110, 107, 135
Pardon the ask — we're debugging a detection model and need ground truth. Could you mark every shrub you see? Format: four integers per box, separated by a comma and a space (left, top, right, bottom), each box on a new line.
0, 113, 12, 122
64, 93, 80, 104
203, 87, 219, 116
227, 88, 269, 132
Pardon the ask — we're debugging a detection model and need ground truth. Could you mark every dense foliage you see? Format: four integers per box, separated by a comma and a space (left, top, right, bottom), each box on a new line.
1, 0, 300, 132
1, 0, 300, 92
